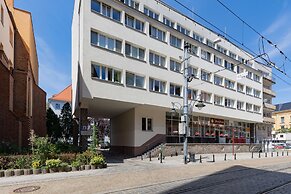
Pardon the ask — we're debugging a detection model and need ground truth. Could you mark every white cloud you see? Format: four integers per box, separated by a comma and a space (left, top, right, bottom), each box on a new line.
267, 28, 291, 59
36, 36, 71, 99
263, 14, 289, 36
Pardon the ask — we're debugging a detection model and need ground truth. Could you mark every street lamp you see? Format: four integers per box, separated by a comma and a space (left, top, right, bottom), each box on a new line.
171, 42, 206, 164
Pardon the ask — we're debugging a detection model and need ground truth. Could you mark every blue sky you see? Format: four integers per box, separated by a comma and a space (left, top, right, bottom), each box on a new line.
15, 0, 291, 104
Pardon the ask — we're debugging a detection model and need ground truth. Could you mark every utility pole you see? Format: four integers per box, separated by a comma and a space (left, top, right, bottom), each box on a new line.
183, 42, 190, 164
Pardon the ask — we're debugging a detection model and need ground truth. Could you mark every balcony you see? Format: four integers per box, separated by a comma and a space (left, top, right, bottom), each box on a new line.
263, 87, 276, 97
263, 102, 276, 111
263, 117, 275, 124
263, 74, 276, 84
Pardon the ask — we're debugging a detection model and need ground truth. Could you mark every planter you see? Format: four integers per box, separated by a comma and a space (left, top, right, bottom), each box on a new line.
84, 165, 91, 170
49, 168, 59, 173
14, 169, 24, 176
71, 166, 79, 171
5, 170, 14, 177
42, 168, 49, 174
91, 165, 96, 170
0, 170, 5, 177
80, 165, 85, 171
23, 169, 32, 175
33, 169, 41, 175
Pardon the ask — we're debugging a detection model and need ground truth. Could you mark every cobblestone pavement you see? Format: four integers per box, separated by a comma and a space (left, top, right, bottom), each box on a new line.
1, 153, 291, 194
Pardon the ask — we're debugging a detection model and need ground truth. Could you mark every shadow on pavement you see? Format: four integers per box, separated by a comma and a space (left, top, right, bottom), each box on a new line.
161, 165, 291, 194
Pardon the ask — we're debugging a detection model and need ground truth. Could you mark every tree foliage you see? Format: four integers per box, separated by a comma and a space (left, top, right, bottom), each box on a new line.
59, 103, 73, 141
46, 108, 62, 142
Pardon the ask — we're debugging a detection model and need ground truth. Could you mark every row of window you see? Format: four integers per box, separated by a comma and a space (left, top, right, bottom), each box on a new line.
90, 30, 261, 99
91, 63, 261, 113
116, 0, 258, 69
91, 0, 262, 84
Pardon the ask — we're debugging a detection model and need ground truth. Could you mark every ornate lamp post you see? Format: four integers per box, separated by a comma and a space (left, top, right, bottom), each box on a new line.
171, 42, 206, 164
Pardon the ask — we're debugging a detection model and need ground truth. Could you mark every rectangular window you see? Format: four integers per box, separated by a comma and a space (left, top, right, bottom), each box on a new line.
149, 78, 166, 93
238, 56, 245, 64
119, 0, 139, 10
201, 91, 212, 103
229, 51, 237, 60
254, 89, 261, 98
163, 17, 174, 28
225, 98, 235, 108
216, 45, 227, 54
91, 0, 121, 22
142, 118, 152, 131
192, 32, 204, 43
125, 14, 144, 32
177, 24, 190, 36
170, 60, 181, 73
149, 25, 166, 42
91, 31, 122, 53
214, 95, 223, 106
201, 70, 211, 82
201, 50, 211, 61
237, 83, 244, 93
246, 103, 253, 112
91, 64, 122, 83
144, 7, 159, 20
1, 5, 3, 25
188, 89, 197, 100
224, 60, 235, 72
188, 66, 198, 78
281, 117, 285, 124
126, 72, 145, 88
170, 83, 182, 97
125, 43, 145, 60
214, 56, 222, 66
225, 79, 235, 90
142, 118, 146, 131
214, 75, 223, 86
237, 66, 244, 74
247, 71, 253, 79
188, 43, 198, 56
149, 52, 166, 68
254, 74, 260, 82
246, 86, 253, 96
237, 101, 244, 110
206, 39, 215, 48
170, 35, 182, 49
254, 105, 261, 113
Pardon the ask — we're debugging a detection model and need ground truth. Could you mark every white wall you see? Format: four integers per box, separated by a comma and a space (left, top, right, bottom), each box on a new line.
48, 99, 71, 117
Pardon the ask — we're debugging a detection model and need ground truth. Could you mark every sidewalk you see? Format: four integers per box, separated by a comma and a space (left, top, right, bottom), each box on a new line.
0, 152, 290, 194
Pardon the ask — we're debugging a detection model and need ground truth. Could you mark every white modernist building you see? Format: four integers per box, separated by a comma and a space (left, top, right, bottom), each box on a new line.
72, 0, 275, 155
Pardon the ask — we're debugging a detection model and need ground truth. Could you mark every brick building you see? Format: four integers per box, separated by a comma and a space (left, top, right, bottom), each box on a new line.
0, 0, 46, 148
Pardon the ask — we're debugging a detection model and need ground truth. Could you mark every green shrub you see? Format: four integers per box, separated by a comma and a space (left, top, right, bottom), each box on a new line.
90, 155, 105, 166
59, 153, 76, 164
71, 161, 80, 168
32, 160, 41, 169
45, 159, 62, 169
15, 155, 32, 169
76, 150, 96, 165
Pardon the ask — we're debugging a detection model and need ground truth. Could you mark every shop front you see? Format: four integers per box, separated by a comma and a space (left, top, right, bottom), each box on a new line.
166, 112, 253, 144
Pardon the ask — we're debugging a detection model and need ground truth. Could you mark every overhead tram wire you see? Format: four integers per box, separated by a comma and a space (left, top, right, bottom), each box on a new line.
216, 0, 291, 64
172, 0, 291, 85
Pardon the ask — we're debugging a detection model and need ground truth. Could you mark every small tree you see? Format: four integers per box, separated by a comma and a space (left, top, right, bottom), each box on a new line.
59, 103, 73, 142
46, 108, 62, 142
90, 124, 98, 152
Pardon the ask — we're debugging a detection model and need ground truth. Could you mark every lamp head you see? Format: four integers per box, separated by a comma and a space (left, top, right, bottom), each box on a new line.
195, 100, 206, 110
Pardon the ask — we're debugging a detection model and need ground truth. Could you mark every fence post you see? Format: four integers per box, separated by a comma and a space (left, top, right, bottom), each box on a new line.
234, 153, 236, 160
200, 155, 202, 163
149, 152, 152, 161
213, 154, 215, 162
224, 154, 227, 161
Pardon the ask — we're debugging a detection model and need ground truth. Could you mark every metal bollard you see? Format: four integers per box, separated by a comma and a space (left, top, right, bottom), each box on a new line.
252, 152, 253, 158
149, 152, 152, 161
160, 152, 163, 163
234, 153, 237, 160
213, 154, 215, 162
271, 152, 273, 157
224, 154, 227, 161
141, 155, 143, 160
282, 152, 284, 156
265, 152, 267, 157
259, 152, 261, 158
200, 155, 202, 163
277, 152, 279, 157
175, 152, 178, 156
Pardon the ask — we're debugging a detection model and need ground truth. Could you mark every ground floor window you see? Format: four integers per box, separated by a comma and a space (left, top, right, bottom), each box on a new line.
142, 117, 152, 131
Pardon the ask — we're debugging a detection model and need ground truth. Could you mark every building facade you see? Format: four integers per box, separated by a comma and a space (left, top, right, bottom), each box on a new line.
0, 0, 46, 148
72, 0, 275, 155
273, 102, 291, 130
48, 85, 72, 116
